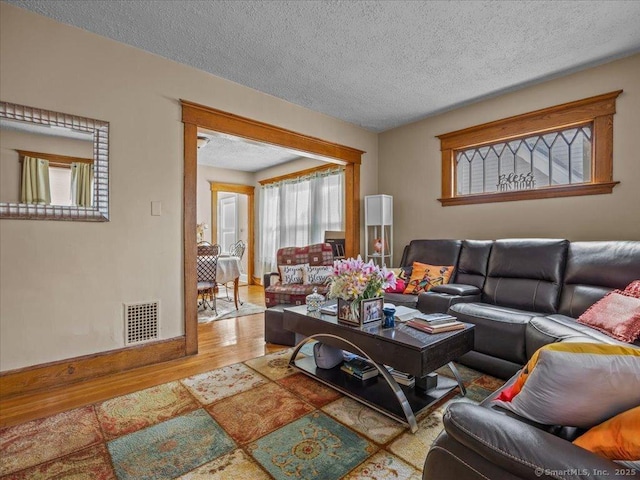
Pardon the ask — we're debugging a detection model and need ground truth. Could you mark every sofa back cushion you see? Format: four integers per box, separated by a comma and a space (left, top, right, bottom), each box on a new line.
400, 239, 462, 271
483, 239, 568, 313
454, 240, 493, 289
559, 241, 640, 317
276, 243, 334, 268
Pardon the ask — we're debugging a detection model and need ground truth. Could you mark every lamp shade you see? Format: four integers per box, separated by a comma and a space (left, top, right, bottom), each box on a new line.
365, 195, 392, 225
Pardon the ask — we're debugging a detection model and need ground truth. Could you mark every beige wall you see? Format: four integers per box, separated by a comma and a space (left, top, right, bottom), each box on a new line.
0, 3, 377, 371
379, 54, 640, 264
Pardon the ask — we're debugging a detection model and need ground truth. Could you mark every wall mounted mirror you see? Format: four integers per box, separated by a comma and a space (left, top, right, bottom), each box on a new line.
0, 101, 109, 221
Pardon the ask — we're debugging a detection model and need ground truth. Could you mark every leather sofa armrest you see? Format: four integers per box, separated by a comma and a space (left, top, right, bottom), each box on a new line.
263, 272, 280, 288
416, 291, 481, 314
443, 403, 622, 480
430, 284, 481, 295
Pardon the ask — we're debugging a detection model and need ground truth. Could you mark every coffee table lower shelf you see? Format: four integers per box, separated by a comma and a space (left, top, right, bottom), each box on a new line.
290, 355, 458, 432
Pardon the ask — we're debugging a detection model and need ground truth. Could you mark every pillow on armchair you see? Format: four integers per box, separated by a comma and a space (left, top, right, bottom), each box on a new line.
278, 263, 307, 285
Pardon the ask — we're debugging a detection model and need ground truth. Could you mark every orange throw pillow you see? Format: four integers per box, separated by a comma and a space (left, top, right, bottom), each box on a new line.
573, 406, 640, 460
403, 262, 454, 295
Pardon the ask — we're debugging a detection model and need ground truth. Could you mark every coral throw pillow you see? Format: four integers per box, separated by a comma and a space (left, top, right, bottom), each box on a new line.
577, 290, 640, 343
403, 262, 454, 295
493, 343, 640, 429
573, 406, 640, 461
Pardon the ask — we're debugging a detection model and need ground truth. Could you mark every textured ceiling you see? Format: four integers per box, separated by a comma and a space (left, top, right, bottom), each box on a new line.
197, 131, 302, 172
7, 0, 640, 134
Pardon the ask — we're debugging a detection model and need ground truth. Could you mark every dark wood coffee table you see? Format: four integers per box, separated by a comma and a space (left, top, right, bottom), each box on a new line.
282, 305, 474, 432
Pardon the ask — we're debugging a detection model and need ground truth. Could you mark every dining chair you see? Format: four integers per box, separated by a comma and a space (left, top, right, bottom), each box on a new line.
197, 241, 221, 312
229, 239, 246, 260
220, 240, 246, 304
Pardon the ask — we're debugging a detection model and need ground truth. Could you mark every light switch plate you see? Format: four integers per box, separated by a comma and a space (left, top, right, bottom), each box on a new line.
151, 201, 162, 216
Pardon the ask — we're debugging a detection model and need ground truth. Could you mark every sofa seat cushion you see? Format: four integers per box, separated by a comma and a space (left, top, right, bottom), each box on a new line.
449, 303, 537, 365
264, 283, 329, 307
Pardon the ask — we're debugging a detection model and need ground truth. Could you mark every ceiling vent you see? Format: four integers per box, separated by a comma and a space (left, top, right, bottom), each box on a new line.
124, 301, 159, 346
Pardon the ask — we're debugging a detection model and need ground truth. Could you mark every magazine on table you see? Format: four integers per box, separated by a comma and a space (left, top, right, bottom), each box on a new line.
392, 306, 421, 322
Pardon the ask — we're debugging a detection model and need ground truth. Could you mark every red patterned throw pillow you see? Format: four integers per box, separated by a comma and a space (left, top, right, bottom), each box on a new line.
577, 290, 640, 343
385, 279, 406, 293
624, 280, 640, 298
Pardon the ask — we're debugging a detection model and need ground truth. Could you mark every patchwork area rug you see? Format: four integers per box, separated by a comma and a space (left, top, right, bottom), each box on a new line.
198, 298, 266, 323
0, 349, 503, 480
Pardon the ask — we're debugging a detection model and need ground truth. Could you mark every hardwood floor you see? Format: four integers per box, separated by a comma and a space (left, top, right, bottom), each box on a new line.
0, 285, 287, 428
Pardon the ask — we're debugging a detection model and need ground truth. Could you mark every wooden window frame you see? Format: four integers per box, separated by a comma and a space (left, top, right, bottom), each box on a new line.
437, 90, 622, 206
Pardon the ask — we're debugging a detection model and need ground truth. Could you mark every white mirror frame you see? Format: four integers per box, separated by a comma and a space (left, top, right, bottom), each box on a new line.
0, 101, 109, 221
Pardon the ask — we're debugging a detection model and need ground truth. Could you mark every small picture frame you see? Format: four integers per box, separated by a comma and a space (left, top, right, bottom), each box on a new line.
337, 297, 384, 326
337, 298, 359, 325
360, 297, 384, 324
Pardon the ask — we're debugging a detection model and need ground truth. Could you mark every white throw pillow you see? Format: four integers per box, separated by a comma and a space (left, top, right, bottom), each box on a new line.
278, 263, 307, 285
492, 343, 640, 429
303, 265, 334, 285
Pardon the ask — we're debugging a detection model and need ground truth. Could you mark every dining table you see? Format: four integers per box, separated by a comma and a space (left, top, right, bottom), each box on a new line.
197, 254, 242, 309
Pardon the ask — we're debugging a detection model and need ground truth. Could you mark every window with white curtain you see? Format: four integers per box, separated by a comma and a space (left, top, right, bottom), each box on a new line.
260, 167, 344, 275
49, 166, 72, 206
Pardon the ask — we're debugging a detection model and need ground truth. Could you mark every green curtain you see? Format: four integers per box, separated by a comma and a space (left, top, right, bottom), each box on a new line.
20, 156, 51, 204
70, 162, 94, 207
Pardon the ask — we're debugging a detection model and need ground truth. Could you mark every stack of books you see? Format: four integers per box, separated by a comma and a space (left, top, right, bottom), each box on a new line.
406, 313, 465, 334
340, 356, 378, 380
389, 369, 415, 387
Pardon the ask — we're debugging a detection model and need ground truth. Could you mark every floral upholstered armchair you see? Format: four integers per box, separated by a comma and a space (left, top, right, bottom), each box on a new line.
263, 243, 335, 307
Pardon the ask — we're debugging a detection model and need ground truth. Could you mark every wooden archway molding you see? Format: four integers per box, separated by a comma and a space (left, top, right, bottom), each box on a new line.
181, 100, 364, 355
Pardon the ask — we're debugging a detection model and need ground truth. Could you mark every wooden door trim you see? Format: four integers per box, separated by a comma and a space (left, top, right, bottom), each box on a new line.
210, 182, 255, 286
182, 100, 364, 164
182, 100, 364, 355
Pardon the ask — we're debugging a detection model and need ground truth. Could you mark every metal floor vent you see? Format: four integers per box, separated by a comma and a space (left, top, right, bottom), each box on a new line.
124, 301, 159, 346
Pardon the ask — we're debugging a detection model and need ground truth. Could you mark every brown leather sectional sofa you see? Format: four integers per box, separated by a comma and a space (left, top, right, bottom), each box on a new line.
386, 238, 640, 378
388, 239, 640, 479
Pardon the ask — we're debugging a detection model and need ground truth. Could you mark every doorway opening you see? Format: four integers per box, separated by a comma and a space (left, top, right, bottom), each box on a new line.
182, 100, 364, 355
209, 182, 254, 285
